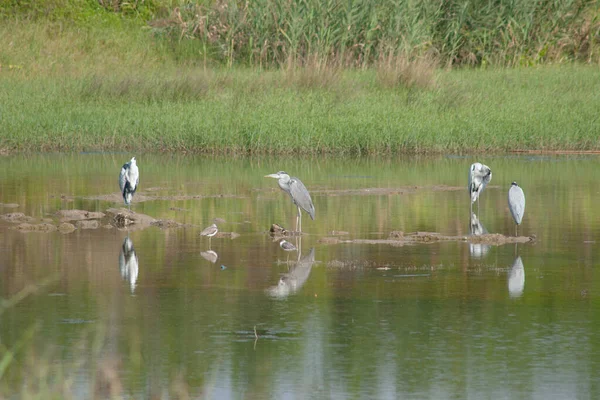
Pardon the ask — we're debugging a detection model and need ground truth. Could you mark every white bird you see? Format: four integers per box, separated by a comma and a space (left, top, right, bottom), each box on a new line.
265, 171, 315, 233
468, 162, 492, 213
508, 181, 526, 236
200, 223, 218, 248
119, 157, 139, 211
119, 236, 139, 294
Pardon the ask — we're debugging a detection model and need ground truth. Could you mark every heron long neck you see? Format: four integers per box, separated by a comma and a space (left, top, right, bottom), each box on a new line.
278, 176, 291, 191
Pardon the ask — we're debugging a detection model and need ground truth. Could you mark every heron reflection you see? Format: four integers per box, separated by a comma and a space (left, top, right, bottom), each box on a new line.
200, 250, 218, 264
508, 256, 525, 298
119, 236, 139, 294
267, 247, 316, 298
469, 212, 491, 258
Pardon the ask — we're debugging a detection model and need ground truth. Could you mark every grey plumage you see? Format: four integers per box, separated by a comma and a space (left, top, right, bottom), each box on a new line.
508, 182, 526, 226
279, 239, 297, 252
200, 223, 218, 248
119, 157, 139, 209
200, 223, 219, 237
265, 171, 315, 232
468, 162, 492, 206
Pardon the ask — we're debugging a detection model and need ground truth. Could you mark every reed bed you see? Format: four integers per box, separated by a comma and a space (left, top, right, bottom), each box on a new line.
152, 0, 600, 67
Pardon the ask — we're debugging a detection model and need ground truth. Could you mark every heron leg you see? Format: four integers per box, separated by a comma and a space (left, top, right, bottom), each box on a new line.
209, 236, 212, 249
297, 206, 302, 234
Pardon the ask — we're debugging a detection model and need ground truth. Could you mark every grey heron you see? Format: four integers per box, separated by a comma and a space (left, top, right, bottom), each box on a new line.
265, 171, 315, 233
119, 236, 139, 294
468, 162, 492, 213
200, 223, 218, 248
119, 157, 139, 211
508, 182, 526, 236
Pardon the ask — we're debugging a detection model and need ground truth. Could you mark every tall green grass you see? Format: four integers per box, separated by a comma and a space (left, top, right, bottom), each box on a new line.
153, 0, 600, 67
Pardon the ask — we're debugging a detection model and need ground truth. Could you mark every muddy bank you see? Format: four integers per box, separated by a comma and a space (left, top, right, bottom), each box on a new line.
2, 208, 187, 233
318, 231, 535, 246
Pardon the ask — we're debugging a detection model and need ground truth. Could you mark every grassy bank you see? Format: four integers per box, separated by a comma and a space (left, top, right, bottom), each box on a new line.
2, 64, 600, 154
1, 2, 599, 155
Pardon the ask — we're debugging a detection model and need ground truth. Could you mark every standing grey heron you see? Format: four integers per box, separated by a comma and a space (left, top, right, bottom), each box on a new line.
468, 162, 492, 213
508, 182, 525, 236
265, 171, 315, 233
119, 157, 139, 211
200, 223, 218, 248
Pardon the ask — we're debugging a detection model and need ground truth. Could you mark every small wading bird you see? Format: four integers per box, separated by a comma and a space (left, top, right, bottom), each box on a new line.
279, 239, 297, 252
508, 181, 526, 236
265, 171, 315, 233
200, 223, 218, 248
119, 157, 139, 211
468, 162, 492, 213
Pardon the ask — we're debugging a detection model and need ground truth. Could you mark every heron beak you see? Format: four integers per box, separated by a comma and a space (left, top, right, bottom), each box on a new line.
264, 174, 279, 179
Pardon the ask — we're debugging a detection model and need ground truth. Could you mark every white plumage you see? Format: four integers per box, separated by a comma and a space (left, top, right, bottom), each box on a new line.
119, 157, 139, 209
468, 162, 492, 205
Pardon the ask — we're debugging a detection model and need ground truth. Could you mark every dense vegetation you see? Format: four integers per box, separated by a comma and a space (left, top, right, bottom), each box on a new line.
2, 0, 599, 68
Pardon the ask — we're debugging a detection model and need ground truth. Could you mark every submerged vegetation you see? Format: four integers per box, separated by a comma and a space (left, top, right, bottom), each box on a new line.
0, 0, 599, 154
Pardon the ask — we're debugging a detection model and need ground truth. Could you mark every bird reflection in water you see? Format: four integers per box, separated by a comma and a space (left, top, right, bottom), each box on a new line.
119, 236, 139, 294
469, 212, 491, 258
200, 250, 219, 264
267, 247, 316, 299
508, 256, 525, 298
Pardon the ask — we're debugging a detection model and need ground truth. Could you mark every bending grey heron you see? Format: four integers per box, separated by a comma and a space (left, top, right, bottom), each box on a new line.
265, 171, 315, 233
468, 162, 492, 213
119, 236, 139, 294
200, 223, 218, 247
508, 182, 525, 236
119, 157, 139, 211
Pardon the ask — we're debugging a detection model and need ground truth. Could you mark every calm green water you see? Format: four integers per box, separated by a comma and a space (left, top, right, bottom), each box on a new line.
1, 154, 599, 398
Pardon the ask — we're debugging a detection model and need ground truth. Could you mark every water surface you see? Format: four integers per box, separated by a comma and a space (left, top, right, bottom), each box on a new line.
1, 154, 599, 398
